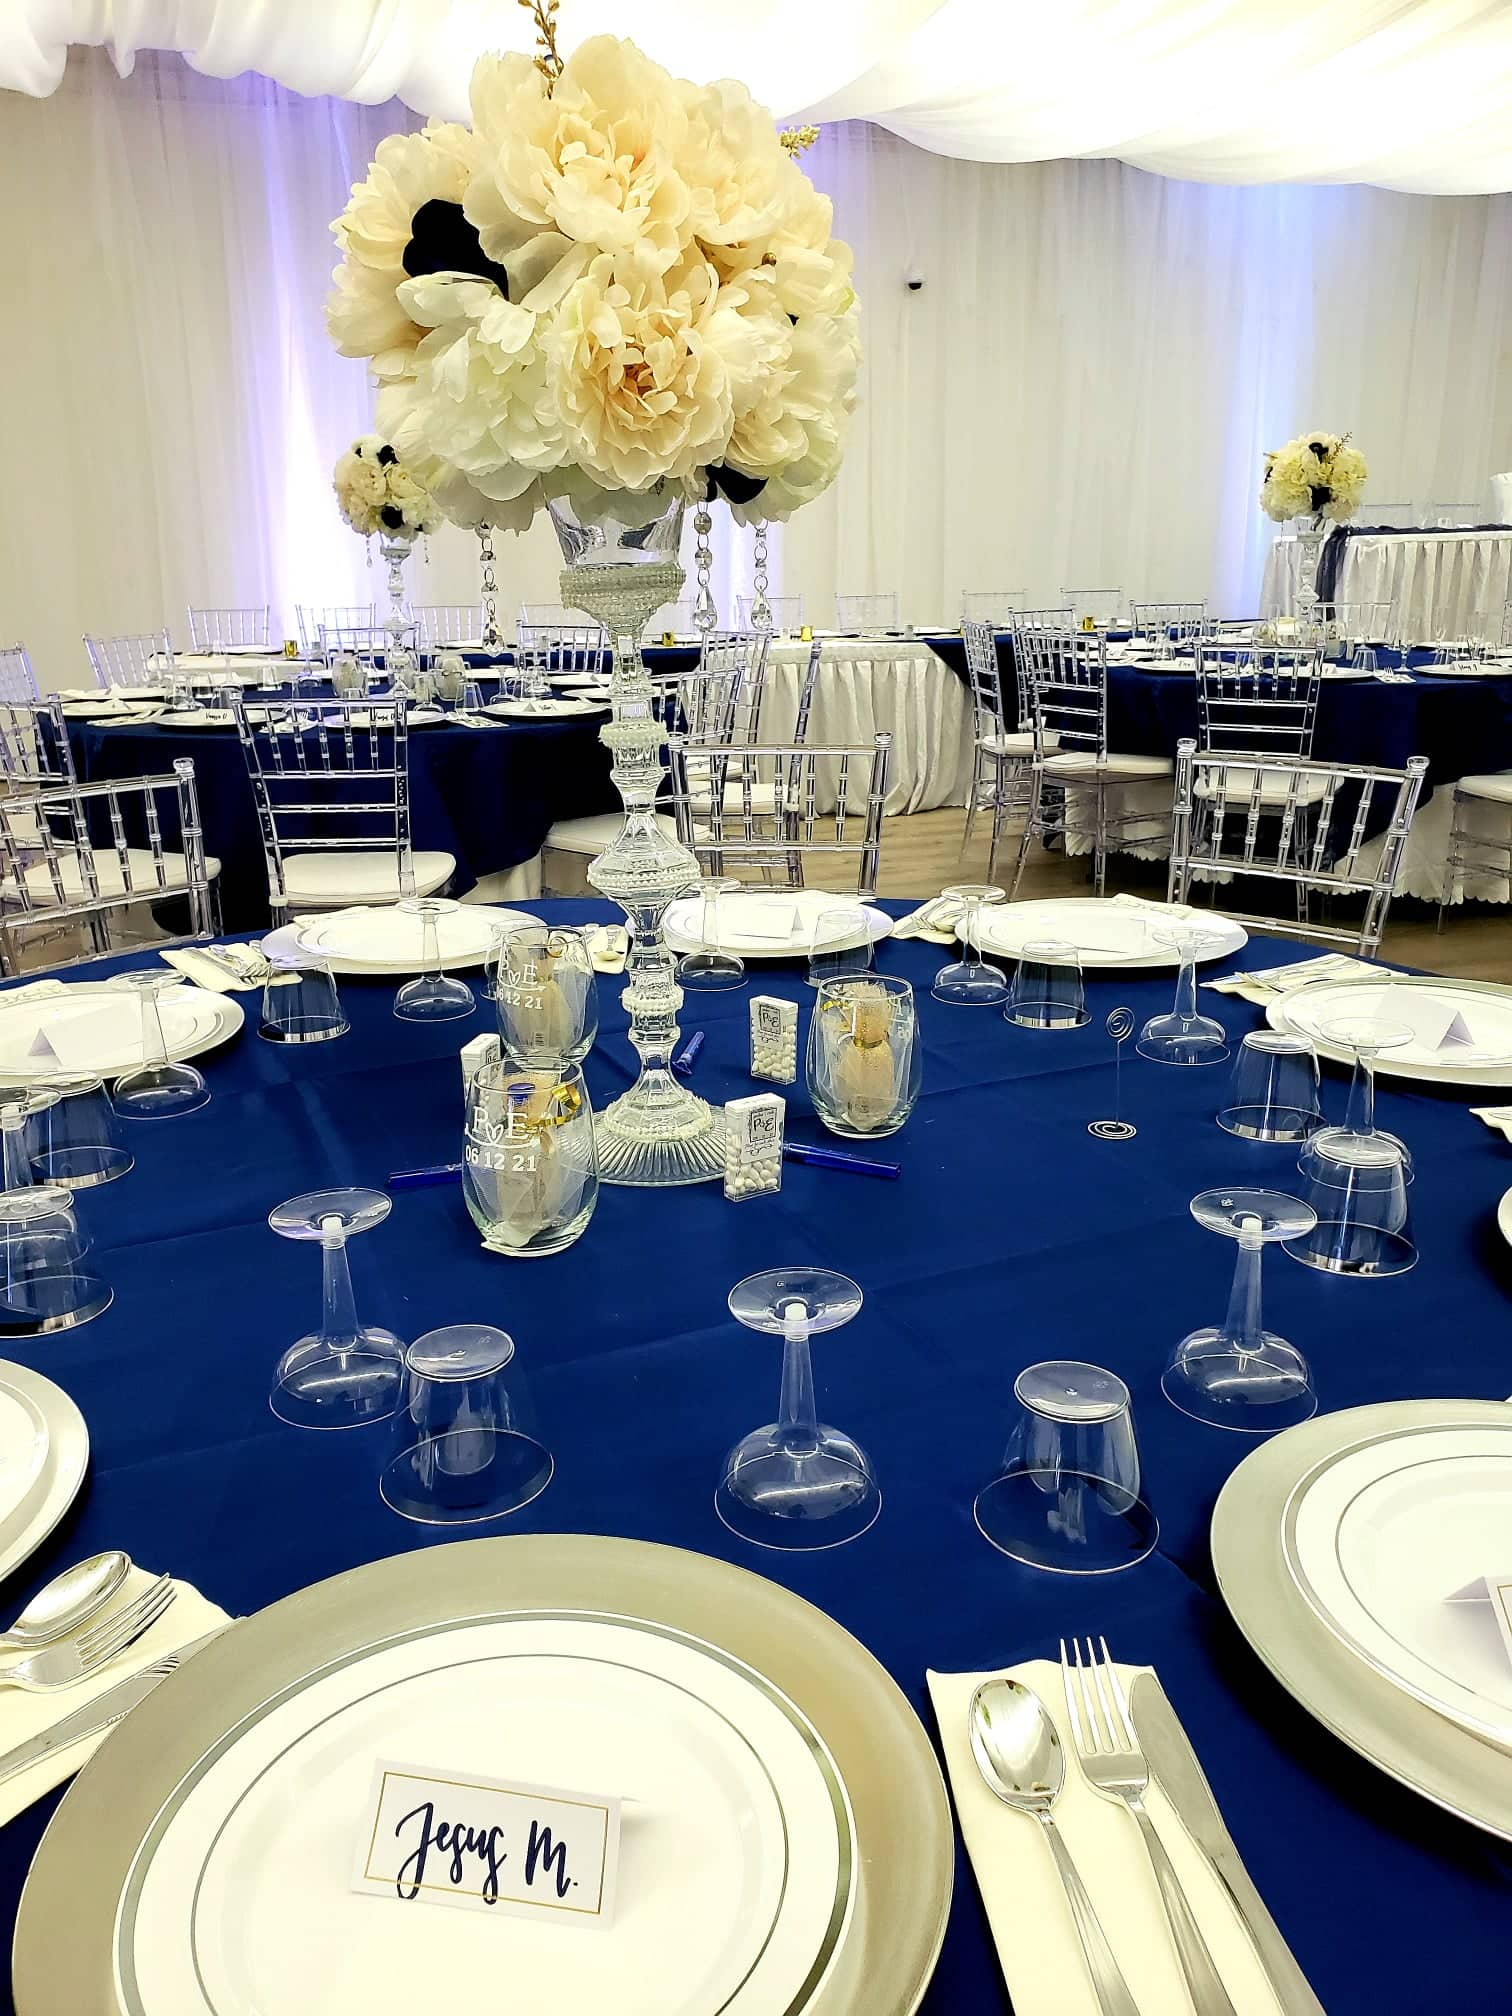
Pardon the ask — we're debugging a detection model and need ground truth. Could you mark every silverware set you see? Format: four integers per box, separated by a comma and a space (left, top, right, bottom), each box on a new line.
970, 1638, 1321, 2016
0, 1571, 175, 1695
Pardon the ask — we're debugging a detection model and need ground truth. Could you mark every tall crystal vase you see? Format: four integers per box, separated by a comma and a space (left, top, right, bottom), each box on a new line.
1292, 514, 1326, 633
550, 488, 725, 1186
378, 528, 418, 685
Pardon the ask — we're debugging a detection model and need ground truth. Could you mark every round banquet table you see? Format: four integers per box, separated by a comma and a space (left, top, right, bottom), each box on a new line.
66, 702, 616, 930
0, 904, 1507, 2014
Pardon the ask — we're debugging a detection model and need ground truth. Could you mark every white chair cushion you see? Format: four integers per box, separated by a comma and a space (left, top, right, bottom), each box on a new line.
1194, 770, 1331, 805
8, 848, 220, 904
1041, 751, 1174, 781
1457, 773, 1512, 805
978, 730, 1039, 756
690, 780, 780, 814
282, 850, 453, 904
546, 813, 676, 856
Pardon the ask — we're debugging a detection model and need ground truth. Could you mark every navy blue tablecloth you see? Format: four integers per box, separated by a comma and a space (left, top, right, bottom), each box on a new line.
0, 904, 1507, 2011
68, 705, 617, 931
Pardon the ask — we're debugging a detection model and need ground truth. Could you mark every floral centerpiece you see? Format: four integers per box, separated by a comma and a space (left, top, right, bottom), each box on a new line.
332, 436, 439, 539
325, 12, 861, 1190
1260, 432, 1368, 524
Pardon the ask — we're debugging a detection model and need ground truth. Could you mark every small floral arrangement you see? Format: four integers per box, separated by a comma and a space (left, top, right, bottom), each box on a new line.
1260, 432, 1368, 524
332, 436, 440, 538
324, 31, 859, 533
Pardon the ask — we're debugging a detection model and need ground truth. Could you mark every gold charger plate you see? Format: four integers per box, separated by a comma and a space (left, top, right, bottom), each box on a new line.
14, 1534, 952, 2015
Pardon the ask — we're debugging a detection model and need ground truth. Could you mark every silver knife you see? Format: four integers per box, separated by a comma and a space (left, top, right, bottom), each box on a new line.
0, 1626, 230, 1793
1131, 1674, 1325, 2015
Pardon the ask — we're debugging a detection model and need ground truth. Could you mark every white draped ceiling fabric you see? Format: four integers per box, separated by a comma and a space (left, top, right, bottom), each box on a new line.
5, 1, 1512, 193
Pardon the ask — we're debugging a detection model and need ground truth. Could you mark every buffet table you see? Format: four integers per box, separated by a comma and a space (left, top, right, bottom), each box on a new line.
0, 906, 1506, 2013
1263, 527, 1512, 640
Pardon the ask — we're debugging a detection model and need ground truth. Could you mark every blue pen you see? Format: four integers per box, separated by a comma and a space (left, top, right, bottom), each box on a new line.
388, 1162, 463, 1189
783, 1141, 900, 1181
670, 1030, 705, 1078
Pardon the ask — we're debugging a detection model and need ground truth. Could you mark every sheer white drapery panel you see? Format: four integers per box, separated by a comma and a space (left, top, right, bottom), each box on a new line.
5, 0, 1512, 191
1, 57, 1509, 684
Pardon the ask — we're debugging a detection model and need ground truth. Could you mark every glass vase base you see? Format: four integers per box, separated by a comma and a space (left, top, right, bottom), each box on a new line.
715, 1429, 880, 1551
1162, 1329, 1317, 1432
596, 1100, 727, 1187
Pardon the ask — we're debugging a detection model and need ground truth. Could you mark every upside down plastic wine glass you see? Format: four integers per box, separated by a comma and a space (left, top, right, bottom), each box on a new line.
715, 1267, 879, 1550
1216, 1031, 1321, 1142
268, 1188, 405, 1428
1136, 927, 1229, 1065
0, 1186, 111, 1334
678, 877, 746, 991
932, 884, 1010, 1005
1164, 1188, 1319, 1431
1300, 1014, 1414, 1177
393, 899, 476, 1022
379, 1324, 553, 1524
24, 1077, 132, 1188
1006, 941, 1088, 1030
110, 972, 210, 1117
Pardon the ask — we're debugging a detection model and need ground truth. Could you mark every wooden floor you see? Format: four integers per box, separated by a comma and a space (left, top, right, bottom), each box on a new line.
877, 807, 1512, 983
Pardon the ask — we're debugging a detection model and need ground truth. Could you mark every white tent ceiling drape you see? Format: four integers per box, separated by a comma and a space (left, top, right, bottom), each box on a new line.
4, 0, 1512, 192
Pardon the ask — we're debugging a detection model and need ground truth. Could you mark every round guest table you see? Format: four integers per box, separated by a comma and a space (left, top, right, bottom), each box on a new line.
0, 905, 1505, 2014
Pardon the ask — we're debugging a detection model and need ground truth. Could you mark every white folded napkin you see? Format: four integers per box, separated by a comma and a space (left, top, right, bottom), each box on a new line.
0, 1566, 229, 1825
0, 980, 68, 1005
1109, 893, 1208, 923
160, 946, 262, 993
928, 1659, 1284, 2016
892, 896, 962, 945
1204, 952, 1381, 1004
1472, 1105, 1512, 1141
586, 925, 629, 974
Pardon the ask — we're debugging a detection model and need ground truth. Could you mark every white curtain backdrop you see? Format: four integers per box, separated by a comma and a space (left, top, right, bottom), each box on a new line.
1, 52, 1510, 687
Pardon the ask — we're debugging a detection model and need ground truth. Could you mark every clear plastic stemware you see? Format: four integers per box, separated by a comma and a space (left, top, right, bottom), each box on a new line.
1136, 927, 1229, 1065
393, 899, 476, 1023
932, 884, 1010, 1006
1216, 1031, 1321, 1143
1164, 1188, 1319, 1431
259, 954, 349, 1045
1006, 940, 1087, 1030
678, 878, 746, 991
1300, 1014, 1414, 1177
715, 1267, 879, 1550
110, 973, 210, 1118
24, 1078, 132, 1188
268, 1188, 405, 1429
807, 905, 875, 989
0, 1186, 111, 1334
1285, 1132, 1417, 1278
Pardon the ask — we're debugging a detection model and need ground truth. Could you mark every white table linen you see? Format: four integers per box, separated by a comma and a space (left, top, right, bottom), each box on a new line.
1263, 530, 1512, 642
753, 637, 972, 815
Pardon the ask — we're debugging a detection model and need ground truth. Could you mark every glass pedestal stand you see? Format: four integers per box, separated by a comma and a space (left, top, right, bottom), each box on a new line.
379, 529, 418, 687
553, 493, 725, 1185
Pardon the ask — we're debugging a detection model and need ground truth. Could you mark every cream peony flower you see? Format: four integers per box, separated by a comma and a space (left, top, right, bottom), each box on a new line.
734, 309, 861, 519
1260, 431, 1368, 522
326, 124, 485, 382
546, 252, 752, 493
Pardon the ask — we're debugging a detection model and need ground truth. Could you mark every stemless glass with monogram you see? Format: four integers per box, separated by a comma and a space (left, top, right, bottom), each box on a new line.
494, 924, 599, 1067
806, 975, 921, 1138
463, 1060, 598, 1257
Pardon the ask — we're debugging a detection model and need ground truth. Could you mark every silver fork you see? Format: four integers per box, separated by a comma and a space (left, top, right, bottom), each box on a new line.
0, 1575, 176, 1695
1063, 1637, 1238, 2016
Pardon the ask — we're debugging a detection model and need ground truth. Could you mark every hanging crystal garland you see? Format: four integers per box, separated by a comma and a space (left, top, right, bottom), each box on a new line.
692, 502, 717, 634
749, 520, 773, 631
478, 523, 502, 650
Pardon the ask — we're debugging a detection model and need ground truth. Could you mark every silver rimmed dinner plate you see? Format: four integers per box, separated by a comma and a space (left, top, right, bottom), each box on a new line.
16, 1535, 952, 2016
974, 897, 1246, 969
0, 981, 243, 1083
483, 698, 608, 719
274, 902, 534, 976
1282, 1423, 1512, 1750
1499, 1186, 1512, 1247
663, 892, 893, 961
0, 1360, 88, 1586
1213, 1400, 1512, 1840
1268, 974, 1512, 1086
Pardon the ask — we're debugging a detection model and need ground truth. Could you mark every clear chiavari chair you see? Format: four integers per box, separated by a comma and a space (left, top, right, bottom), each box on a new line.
82, 630, 174, 692
646, 600, 699, 638
296, 604, 374, 654
1500, 601, 1512, 648
1130, 602, 1207, 653
232, 697, 454, 922
960, 590, 1025, 627
518, 603, 584, 627
409, 605, 483, 648
1320, 600, 1396, 645
1012, 621, 1173, 897
0, 698, 77, 792
1059, 587, 1123, 628
0, 647, 40, 704
1169, 740, 1427, 958
316, 622, 390, 665
1195, 647, 1322, 762
735, 593, 805, 632
669, 733, 891, 897
834, 592, 899, 633
1365, 504, 1416, 528
0, 760, 215, 975
1424, 504, 1481, 528
515, 621, 610, 699
187, 606, 271, 651
678, 631, 775, 816
960, 618, 1035, 877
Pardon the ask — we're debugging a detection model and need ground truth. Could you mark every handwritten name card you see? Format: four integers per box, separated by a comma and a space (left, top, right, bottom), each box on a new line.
352, 1760, 621, 1928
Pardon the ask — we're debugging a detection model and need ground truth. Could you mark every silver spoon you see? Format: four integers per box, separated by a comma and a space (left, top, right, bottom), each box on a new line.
969, 1677, 1140, 2016
0, 1551, 131, 1657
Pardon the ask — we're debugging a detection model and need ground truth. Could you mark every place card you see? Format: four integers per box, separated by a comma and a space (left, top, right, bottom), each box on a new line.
26, 1002, 140, 1071
353, 1760, 620, 1927
736, 898, 802, 943
1447, 1575, 1512, 1674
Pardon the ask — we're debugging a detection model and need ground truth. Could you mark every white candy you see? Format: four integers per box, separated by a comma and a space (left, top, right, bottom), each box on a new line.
724, 1092, 785, 1201
749, 996, 799, 1084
